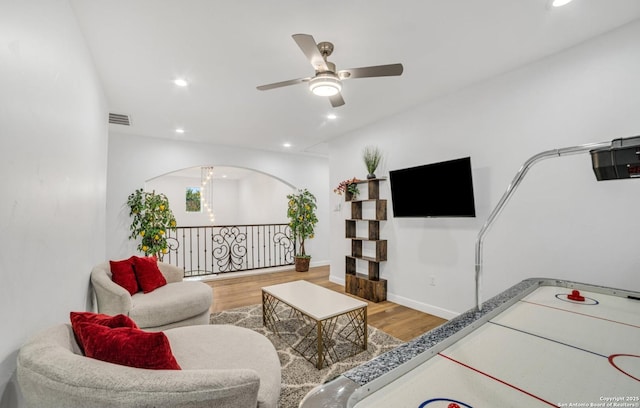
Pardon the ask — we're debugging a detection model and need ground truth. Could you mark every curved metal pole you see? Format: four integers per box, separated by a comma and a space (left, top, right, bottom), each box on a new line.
474, 141, 610, 311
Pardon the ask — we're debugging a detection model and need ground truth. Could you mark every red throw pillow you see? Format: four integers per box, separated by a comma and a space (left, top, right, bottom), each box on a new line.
75, 322, 181, 370
70, 311, 138, 353
109, 257, 139, 295
132, 256, 166, 293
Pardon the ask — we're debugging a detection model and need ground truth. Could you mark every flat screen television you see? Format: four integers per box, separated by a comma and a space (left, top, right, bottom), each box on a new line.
389, 156, 476, 217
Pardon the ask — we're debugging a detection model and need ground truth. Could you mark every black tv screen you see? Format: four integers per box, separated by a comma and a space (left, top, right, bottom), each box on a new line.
389, 157, 476, 217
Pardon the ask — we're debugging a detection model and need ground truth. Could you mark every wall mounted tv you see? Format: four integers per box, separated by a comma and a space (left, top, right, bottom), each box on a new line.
389, 156, 476, 217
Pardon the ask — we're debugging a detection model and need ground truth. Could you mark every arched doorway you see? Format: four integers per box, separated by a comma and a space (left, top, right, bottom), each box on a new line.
144, 166, 296, 277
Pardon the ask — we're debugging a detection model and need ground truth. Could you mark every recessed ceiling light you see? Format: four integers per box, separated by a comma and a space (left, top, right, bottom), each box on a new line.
327, 113, 337, 120
283, 143, 292, 148
175, 128, 185, 134
173, 78, 188, 87
551, 0, 574, 7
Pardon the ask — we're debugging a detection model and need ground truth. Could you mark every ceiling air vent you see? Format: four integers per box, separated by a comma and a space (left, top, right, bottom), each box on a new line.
108, 113, 131, 126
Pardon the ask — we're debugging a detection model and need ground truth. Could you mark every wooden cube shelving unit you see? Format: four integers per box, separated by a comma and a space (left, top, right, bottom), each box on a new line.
344, 178, 387, 303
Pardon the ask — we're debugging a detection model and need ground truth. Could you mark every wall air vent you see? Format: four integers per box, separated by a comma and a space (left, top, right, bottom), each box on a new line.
108, 113, 131, 126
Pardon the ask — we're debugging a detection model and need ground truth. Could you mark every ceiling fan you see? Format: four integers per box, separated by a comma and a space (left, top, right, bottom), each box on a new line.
256, 34, 403, 108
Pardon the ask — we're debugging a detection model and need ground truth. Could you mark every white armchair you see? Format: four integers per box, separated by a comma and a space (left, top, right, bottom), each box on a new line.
90, 261, 213, 331
17, 323, 282, 408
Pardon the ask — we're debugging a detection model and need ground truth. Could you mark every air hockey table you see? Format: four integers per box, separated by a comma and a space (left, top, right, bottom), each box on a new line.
299, 278, 640, 408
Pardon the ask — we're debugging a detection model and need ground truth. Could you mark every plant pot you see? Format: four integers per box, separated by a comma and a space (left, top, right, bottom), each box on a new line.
367, 173, 376, 179
294, 256, 310, 272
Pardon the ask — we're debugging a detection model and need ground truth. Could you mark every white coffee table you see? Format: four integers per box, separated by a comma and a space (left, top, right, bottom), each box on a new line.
262, 280, 368, 369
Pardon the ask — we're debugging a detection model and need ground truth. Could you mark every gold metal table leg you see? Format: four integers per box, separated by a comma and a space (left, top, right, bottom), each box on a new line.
316, 320, 323, 369
262, 293, 368, 369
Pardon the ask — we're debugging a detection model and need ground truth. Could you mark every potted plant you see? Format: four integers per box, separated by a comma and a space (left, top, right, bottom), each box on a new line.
286, 188, 318, 272
126, 188, 177, 260
334, 177, 360, 201
363, 145, 383, 179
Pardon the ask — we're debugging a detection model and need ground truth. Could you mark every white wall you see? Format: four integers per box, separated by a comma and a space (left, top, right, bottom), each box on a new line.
328, 20, 640, 319
0, 1, 108, 406
107, 133, 329, 265
237, 172, 292, 225
146, 170, 292, 226
208, 179, 240, 225
145, 174, 219, 226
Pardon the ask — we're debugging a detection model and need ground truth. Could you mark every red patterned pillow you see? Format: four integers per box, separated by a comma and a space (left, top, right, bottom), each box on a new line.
70, 311, 138, 353
109, 257, 138, 295
74, 322, 181, 370
132, 256, 167, 293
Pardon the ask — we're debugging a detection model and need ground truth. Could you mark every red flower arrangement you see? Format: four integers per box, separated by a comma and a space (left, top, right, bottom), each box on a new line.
334, 177, 360, 196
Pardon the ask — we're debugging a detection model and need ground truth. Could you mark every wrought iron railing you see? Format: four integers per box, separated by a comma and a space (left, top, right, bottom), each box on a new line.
163, 224, 295, 277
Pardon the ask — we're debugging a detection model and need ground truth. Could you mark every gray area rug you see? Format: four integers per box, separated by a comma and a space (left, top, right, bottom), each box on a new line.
210, 304, 403, 408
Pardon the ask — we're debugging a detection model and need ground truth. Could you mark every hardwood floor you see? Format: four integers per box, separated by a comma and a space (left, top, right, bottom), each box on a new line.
204, 265, 447, 342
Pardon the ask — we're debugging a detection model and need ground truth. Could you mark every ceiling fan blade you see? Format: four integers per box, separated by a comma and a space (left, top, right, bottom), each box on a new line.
256, 77, 311, 91
338, 63, 403, 79
292, 34, 329, 72
329, 92, 345, 108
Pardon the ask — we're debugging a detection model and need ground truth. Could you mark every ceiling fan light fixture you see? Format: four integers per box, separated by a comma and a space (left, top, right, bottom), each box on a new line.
309, 74, 342, 96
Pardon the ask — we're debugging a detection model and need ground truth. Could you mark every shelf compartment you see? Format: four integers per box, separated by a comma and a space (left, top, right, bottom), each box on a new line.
350, 240, 387, 261
349, 200, 387, 221
345, 220, 381, 240
345, 274, 387, 303
345, 256, 382, 280
345, 178, 385, 201
345, 256, 356, 276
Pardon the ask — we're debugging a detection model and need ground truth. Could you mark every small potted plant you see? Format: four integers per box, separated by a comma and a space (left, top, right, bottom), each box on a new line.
126, 188, 177, 260
363, 145, 383, 179
286, 189, 318, 272
334, 177, 360, 201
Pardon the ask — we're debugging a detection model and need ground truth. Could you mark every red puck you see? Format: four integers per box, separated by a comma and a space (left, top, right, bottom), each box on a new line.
448, 404, 461, 408
567, 290, 585, 302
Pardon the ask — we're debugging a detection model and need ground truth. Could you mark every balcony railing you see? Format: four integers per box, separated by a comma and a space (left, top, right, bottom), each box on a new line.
162, 224, 295, 277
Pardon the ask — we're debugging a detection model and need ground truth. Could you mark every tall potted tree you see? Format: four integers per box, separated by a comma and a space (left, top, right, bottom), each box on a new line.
286, 188, 318, 272
126, 189, 177, 260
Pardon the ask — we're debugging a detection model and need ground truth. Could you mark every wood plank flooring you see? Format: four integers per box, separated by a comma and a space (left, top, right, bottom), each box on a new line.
204, 265, 447, 342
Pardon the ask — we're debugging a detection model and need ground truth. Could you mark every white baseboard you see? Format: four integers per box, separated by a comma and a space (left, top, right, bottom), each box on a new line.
329, 274, 458, 320
329, 275, 345, 285
386, 293, 458, 320
309, 259, 330, 268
